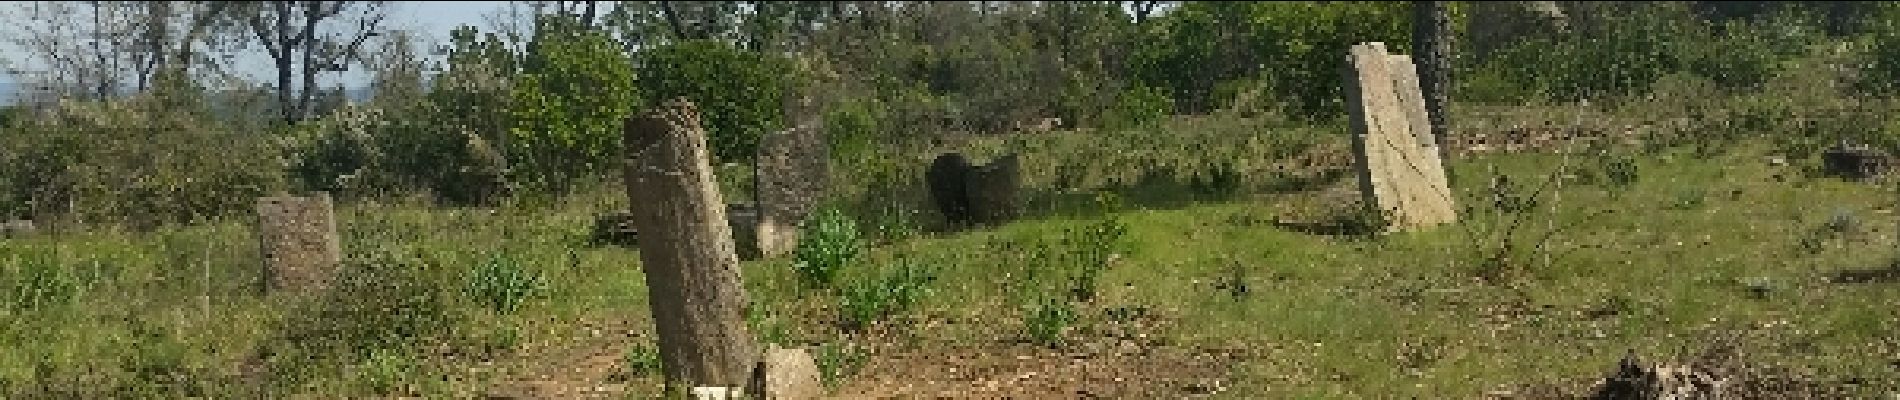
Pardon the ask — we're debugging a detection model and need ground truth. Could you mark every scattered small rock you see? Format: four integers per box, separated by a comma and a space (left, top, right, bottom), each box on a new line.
1590, 351, 1730, 400
0, 219, 36, 239
591, 211, 639, 246
750, 345, 822, 400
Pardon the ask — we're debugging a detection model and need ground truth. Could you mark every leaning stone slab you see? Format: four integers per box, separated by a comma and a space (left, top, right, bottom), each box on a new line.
623, 98, 760, 389
255, 193, 342, 294
1342, 42, 1458, 232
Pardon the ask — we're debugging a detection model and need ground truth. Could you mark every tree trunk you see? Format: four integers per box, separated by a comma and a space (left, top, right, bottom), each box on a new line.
622, 99, 760, 391
659, 1, 691, 40
1412, 1, 1453, 166
270, 2, 295, 124
296, 2, 322, 123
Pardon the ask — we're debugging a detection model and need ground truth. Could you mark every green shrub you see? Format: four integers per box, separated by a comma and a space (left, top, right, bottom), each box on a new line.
1858, 3, 1900, 96
835, 258, 937, 331
1133, 1, 1410, 118
793, 208, 863, 289
1474, 2, 1812, 102
1102, 85, 1175, 132
463, 251, 548, 315
269, 248, 466, 387
2, 251, 92, 312
1061, 194, 1130, 303
354, 348, 414, 395
1021, 296, 1078, 348
508, 14, 640, 195
1579, 152, 1641, 193
289, 26, 519, 206
814, 341, 868, 389
622, 343, 662, 378
822, 99, 886, 165
0, 97, 287, 228
634, 40, 799, 164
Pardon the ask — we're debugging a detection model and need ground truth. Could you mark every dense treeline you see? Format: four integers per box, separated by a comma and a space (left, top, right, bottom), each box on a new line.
1, 1, 1896, 229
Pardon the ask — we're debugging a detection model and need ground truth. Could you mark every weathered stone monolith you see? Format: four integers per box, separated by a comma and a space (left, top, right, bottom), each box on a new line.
1343, 42, 1458, 232
966, 153, 1023, 226
622, 98, 759, 391
255, 192, 342, 294
752, 94, 829, 259
928, 152, 975, 227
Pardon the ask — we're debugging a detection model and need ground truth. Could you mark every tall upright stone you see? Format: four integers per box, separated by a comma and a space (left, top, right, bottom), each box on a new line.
623, 98, 760, 391
1342, 42, 1458, 232
255, 193, 342, 294
752, 93, 829, 259
965, 153, 1023, 226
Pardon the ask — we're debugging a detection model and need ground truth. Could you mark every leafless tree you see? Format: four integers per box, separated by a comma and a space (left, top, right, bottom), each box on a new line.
233, 1, 390, 124
1, 1, 246, 100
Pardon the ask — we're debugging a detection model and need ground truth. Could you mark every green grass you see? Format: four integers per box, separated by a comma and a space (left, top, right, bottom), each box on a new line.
3, 111, 1898, 397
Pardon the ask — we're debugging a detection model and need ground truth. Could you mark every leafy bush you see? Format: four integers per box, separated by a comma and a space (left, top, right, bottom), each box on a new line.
1858, 3, 1900, 96
814, 341, 869, 389
463, 251, 548, 315
1061, 194, 1130, 302
290, 25, 521, 205
1101, 85, 1175, 132
793, 208, 863, 289
508, 14, 640, 195
1133, 1, 1410, 118
634, 40, 799, 164
269, 248, 466, 387
822, 98, 887, 165
1473, 2, 1814, 103
1, 251, 92, 312
621, 344, 662, 378
1021, 296, 1078, 348
0, 96, 287, 228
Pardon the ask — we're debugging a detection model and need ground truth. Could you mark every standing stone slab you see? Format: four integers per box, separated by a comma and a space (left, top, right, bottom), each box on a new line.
727, 202, 763, 261
927, 152, 975, 227
256, 193, 342, 294
752, 94, 829, 259
1343, 42, 1458, 231
965, 153, 1023, 226
623, 98, 760, 390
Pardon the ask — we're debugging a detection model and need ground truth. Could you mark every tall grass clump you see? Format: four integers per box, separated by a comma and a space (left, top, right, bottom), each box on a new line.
793, 207, 864, 289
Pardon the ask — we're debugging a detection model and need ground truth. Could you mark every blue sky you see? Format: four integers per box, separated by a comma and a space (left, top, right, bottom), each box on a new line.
0, 1, 513, 102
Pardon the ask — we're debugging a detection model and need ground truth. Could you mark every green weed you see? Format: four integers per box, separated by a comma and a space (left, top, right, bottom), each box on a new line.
1021, 296, 1078, 348
793, 208, 864, 289
463, 251, 548, 315
622, 343, 663, 378
835, 258, 938, 331
815, 341, 869, 389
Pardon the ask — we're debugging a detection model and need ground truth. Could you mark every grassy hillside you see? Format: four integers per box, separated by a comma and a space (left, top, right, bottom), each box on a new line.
3, 108, 1899, 398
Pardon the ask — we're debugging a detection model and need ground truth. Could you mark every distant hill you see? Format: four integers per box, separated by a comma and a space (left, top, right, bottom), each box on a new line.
0, 80, 380, 107
0, 81, 17, 106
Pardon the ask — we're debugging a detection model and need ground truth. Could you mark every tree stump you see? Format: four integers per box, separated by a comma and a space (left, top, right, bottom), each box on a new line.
623, 98, 760, 390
